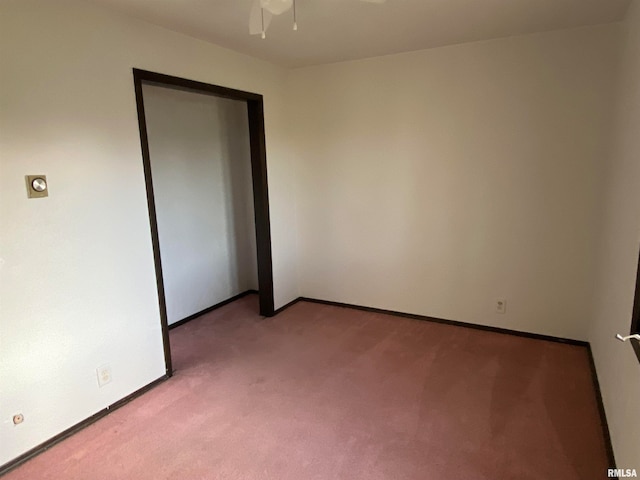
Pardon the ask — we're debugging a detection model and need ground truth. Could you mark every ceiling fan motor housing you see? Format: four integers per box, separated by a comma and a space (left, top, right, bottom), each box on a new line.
260, 0, 293, 15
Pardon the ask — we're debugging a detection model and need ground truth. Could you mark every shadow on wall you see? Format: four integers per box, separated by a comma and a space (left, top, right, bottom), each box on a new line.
218, 103, 259, 292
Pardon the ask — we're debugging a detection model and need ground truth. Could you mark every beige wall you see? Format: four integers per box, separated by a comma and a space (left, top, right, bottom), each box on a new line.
0, 0, 298, 465
589, 1, 640, 468
288, 24, 619, 341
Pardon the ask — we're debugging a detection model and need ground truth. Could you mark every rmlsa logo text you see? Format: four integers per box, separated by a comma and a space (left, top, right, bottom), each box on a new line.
609, 469, 638, 478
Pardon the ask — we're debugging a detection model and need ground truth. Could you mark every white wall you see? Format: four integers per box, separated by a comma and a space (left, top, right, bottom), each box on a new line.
0, 0, 631, 469
143, 85, 258, 325
589, 1, 640, 468
288, 24, 619, 341
0, 0, 298, 466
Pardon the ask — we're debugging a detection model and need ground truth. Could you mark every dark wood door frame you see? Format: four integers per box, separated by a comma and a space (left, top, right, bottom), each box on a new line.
628, 247, 640, 364
132, 68, 275, 376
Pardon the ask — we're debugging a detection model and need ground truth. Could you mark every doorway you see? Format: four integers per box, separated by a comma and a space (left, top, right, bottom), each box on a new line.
133, 69, 275, 376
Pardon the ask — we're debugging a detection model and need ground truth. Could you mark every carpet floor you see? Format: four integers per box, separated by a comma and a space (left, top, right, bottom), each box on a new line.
4, 295, 609, 479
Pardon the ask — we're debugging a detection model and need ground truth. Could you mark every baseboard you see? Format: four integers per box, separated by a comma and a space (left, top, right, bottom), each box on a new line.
0, 375, 169, 477
295, 297, 588, 346
586, 346, 617, 470
169, 290, 258, 329
272, 296, 303, 316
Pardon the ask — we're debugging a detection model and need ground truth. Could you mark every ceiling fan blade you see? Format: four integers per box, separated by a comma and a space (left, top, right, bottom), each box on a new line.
249, 0, 273, 35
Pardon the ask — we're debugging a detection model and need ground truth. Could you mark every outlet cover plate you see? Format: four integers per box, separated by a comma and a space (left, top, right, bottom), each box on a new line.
96, 365, 112, 387
496, 299, 507, 314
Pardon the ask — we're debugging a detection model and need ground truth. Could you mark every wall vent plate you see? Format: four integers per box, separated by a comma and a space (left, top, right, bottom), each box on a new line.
25, 175, 48, 198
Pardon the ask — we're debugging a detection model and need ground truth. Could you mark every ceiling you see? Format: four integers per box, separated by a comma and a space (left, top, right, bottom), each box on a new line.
87, 0, 631, 68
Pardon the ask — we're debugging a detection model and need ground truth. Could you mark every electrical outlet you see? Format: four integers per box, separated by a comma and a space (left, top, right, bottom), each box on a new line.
13, 414, 24, 425
496, 299, 507, 314
96, 365, 112, 387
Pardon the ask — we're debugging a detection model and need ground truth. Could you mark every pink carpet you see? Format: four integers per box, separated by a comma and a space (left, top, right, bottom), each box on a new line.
4, 295, 609, 479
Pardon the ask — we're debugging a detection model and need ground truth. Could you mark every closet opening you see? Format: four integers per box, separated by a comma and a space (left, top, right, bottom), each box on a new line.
133, 69, 274, 376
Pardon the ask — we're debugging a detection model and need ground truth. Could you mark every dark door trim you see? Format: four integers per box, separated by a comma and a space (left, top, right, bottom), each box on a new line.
132, 69, 275, 376
628, 247, 640, 364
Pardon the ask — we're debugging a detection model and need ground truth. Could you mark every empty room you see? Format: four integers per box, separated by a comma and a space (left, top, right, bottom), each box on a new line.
1, 0, 639, 478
